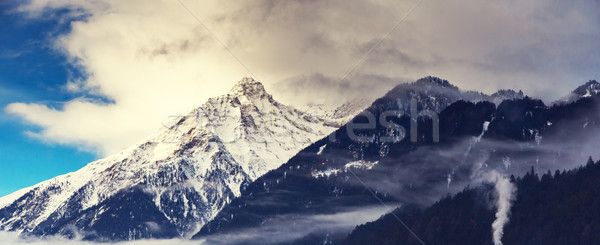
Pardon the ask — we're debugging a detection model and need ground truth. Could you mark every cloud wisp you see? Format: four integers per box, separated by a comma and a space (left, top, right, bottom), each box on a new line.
0, 205, 391, 245
0, 231, 192, 245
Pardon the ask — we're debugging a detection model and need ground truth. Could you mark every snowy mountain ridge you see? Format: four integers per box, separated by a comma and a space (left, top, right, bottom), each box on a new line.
0, 78, 346, 239
0, 76, 543, 241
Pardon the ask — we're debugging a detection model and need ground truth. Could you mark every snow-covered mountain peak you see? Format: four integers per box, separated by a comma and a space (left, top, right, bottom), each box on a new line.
0, 77, 344, 240
555, 80, 600, 104
573, 80, 600, 97
229, 77, 270, 100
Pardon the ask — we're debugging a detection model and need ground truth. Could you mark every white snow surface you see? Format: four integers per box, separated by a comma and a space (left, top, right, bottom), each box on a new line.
0, 78, 356, 238
311, 160, 379, 179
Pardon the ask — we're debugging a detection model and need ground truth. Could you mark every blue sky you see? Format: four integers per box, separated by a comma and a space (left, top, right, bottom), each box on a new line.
0, 2, 96, 196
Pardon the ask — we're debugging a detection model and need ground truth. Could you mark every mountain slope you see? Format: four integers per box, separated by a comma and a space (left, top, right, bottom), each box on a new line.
556, 80, 600, 104
1, 76, 587, 243
344, 158, 600, 245
194, 81, 600, 244
0, 78, 345, 240
0, 76, 507, 242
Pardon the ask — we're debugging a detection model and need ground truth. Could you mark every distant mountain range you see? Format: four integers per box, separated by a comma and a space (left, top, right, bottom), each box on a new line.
194, 78, 600, 244
1, 77, 599, 244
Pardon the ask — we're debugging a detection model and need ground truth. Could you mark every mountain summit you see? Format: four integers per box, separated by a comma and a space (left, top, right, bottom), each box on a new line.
0, 78, 344, 241
414, 76, 459, 89
229, 77, 270, 99
556, 80, 600, 104
573, 80, 600, 98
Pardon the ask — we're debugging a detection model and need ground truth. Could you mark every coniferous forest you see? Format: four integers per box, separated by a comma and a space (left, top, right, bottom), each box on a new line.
344, 158, 600, 245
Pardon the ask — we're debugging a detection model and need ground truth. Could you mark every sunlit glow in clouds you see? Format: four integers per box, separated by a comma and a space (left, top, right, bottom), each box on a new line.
5, 0, 599, 156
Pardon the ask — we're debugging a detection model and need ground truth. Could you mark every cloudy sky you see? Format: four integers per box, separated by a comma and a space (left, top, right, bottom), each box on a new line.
0, 0, 599, 195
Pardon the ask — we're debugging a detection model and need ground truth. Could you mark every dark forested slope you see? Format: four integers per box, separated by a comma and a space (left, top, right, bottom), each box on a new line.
345, 158, 600, 245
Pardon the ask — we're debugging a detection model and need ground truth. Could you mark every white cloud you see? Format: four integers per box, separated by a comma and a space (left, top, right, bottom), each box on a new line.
197, 205, 393, 245
0, 205, 392, 244
6, 0, 600, 156
0, 231, 193, 245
